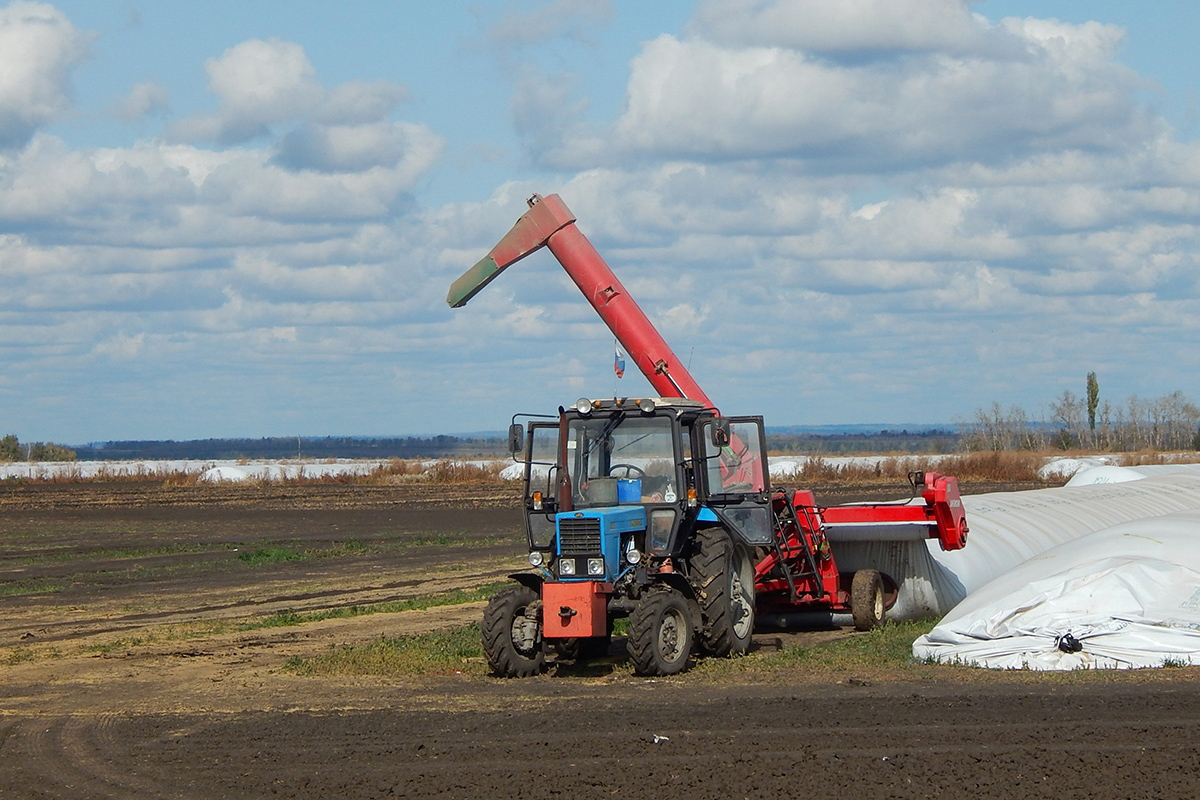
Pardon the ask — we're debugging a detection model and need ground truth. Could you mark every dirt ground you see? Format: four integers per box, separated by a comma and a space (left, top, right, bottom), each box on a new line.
2, 479, 1199, 799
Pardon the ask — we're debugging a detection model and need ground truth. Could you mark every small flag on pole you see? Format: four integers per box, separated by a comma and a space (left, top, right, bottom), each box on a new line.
614, 342, 626, 378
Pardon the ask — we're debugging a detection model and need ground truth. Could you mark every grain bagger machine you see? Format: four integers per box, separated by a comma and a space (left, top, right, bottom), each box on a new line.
448, 194, 968, 676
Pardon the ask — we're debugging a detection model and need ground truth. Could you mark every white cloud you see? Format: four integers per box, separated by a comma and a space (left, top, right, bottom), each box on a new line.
232, 252, 387, 301
274, 120, 439, 173
486, 0, 613, 47
314, 80, 409, 125
539, 1, 1151, 171
0, 125, 441, 242
164, 37, 418, 161
110, 80, 169, 121
692, 0, 1002, 55
92, 331, 145, 360
0, 25, 451, 444
167, 38, 321, 144
0, 1, 90, 149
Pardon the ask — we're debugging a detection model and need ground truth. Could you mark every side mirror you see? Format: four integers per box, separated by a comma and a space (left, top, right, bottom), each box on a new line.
508, 423, 525, 455
711, 418, 731, 447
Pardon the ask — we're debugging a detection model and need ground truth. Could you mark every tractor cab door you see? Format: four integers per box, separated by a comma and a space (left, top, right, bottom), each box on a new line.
697, 416, 774, 546
523, 420, 561, 550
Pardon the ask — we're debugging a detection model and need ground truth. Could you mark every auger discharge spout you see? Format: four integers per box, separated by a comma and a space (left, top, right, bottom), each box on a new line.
447, 194, 714, 408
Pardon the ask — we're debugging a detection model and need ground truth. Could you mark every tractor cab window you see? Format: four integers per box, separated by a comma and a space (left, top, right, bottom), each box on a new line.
700, 420, 767, 495
524, 421, 561, 549
698, 417, 774, 546
568, 414, 677, 507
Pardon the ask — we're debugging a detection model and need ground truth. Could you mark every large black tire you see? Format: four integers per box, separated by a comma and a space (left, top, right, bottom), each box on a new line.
482, 584, 546, 677
692, 527, 755, 657
627, 589, 694, 676
850, 569, 885, 631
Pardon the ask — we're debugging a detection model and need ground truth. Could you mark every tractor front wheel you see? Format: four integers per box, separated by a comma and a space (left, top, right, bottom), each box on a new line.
627, 589, 693, 676
850, 569, 885, 631
482, 584, 546, 677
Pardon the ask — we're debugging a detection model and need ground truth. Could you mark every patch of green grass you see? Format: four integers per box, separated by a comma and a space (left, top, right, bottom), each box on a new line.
251, 609, 307, 628
81, 621, 232, 657
16, 543, 213, 566
284, 624, 486, 678
3, 646, 62, 665
282, 614, 942, 683
400, 533, 506, 548
238, 582, 510, 631
84, 636, 147, 655
4, 647, 38, 665
235, 547, 308, 566
20, 541, 382, 591
694, 619, 938, 678
317, 540, 369, 557
792, 619, 937, 667
0, 578, 65, 597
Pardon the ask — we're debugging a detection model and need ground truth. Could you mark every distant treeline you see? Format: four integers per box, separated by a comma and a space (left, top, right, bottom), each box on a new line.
64, 429, 962, 461
767, 429, 960, 455
0, 434, 77, 462
73, 435, 510, 461
963, 384, 1200, 453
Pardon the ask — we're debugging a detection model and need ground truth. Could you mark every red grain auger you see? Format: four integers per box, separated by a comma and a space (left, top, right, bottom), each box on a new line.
449, 194, 968, 676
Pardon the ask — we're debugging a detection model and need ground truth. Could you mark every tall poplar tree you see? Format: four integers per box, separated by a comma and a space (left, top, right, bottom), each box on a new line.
1086, 372, 1100, 432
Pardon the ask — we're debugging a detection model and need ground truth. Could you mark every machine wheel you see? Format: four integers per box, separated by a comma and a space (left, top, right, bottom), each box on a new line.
482, 584, 546, 677
850, 569, 885, 631
692, 527, 755, 657
627, 589, 693, 676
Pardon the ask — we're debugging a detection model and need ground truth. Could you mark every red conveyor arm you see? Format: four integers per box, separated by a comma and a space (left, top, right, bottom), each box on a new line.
820, 472, 969, 551
447, 194, 715, 408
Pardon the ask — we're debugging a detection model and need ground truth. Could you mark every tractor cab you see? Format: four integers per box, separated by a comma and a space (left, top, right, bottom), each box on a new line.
510, 397, 774, 586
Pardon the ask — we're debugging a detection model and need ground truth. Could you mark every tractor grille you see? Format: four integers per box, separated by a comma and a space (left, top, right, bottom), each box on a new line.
558, 517, 602, 556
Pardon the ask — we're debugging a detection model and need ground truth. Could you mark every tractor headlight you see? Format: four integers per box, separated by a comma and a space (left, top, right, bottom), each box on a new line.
559, 559, 576, 576
624, 539, 642, 565
528, 551, 545, 567
575, 397, 593, 415
587, 558, 605, 576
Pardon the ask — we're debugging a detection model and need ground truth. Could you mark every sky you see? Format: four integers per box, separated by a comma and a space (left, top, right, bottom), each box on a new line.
3, 0, 1200, 444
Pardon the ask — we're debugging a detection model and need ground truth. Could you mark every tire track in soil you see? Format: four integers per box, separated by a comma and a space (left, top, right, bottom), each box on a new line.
8, 684, 1193, 800
0, 482, 521, 511
3, 715, 168, 800
0, 563, 520, 646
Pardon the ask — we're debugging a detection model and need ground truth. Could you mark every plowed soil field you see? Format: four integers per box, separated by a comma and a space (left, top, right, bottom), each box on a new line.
2, 480, 1199, 799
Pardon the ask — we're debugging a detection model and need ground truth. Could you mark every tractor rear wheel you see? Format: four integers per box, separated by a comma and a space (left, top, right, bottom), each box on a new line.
850, 569, 885, 631
482, 584, 546, 677
692, 527, 755, 657
627, 589, 693, 676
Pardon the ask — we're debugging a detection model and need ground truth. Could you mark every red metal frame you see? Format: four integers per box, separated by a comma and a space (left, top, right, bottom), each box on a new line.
754, 473, 968, 612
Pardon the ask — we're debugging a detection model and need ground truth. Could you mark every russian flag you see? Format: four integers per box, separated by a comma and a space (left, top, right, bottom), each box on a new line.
614, 343, 626, 378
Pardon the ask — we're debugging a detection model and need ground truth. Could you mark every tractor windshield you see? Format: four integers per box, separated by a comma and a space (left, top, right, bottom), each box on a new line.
568, 414, 677, 508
